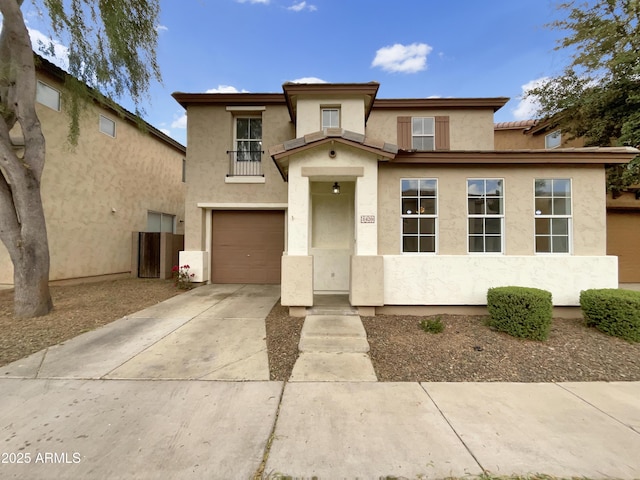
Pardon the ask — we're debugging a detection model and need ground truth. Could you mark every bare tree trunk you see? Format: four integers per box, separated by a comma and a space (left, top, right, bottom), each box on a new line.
0, 0, 53, 318
5, 181, 53, 318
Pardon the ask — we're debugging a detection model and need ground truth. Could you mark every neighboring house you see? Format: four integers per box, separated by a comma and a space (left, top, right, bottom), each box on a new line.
0, 57, 186, 286
173, 82, 637, 315
495, 119, 640, 284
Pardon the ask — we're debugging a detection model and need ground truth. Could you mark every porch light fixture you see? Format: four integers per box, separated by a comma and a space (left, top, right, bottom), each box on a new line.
332, 182, 340, 194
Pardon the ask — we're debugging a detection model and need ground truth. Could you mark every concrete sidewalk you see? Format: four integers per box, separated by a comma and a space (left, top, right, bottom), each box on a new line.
1, 284, 639, 479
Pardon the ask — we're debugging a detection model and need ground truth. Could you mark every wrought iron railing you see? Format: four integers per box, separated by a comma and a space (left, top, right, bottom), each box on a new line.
226, 150, 264, 177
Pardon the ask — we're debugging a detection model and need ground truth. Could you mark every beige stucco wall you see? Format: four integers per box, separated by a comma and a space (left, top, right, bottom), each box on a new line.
494, 128, 585, 150
296, 96, 365, 136
0, 71, 185, 285
367, 109, 495, 150
378, 163, 607, 256
183, 104, 291, 251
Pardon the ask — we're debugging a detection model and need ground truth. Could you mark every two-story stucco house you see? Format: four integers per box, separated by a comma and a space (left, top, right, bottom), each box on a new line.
0, 57, 186, 287
173, 82, 638, 315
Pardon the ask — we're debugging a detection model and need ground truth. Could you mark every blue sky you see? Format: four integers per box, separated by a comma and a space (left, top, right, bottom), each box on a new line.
23, 0, 574, 146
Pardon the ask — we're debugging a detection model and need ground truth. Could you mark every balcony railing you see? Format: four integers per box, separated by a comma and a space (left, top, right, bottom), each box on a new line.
226, 150, 264, 177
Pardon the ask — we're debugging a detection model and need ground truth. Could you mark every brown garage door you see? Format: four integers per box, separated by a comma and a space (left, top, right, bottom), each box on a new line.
607, 210, 640, 283
211, 210, 284, 284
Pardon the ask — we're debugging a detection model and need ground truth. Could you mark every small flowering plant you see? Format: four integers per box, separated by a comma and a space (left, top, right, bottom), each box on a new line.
172, 264, 195, 290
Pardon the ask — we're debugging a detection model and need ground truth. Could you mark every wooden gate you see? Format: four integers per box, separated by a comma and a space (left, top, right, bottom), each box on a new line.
138, 232, 161, 278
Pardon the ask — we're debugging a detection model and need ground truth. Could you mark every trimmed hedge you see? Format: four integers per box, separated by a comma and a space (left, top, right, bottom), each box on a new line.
487, 286, 553, 341
580, 289, 640, 342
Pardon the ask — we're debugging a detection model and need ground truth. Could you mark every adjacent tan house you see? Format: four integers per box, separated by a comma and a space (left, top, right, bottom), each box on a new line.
0, 57, 186, 286
173, 82, 638, 315
495, 119, 640, 283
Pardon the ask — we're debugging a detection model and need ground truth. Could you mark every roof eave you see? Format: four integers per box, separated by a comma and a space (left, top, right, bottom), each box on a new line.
373, 97, 510, 112
391, 147, 639, 165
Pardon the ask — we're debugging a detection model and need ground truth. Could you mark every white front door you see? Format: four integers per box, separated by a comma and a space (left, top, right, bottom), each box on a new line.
310, 181, 354, 293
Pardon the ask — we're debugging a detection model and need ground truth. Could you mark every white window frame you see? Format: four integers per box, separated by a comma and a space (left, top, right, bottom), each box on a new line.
36, 80, 61, 111
467, 178, 505, 254
534, 178, 572, 254
321, 107, 340, 129
99, 114, 116, 138
147, 211, 175, 233
234, 116, 262, 162
545, 130, 562, 149
412, 117, 435, 151
400, 178, 438, 254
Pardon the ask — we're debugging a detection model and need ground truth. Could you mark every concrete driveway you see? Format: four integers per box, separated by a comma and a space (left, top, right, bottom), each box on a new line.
2, 284, 279, 380
1, 283, 640, 479
0, 284, 283, 479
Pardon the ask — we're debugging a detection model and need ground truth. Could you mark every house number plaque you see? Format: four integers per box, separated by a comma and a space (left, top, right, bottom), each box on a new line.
360, 215, 375, 224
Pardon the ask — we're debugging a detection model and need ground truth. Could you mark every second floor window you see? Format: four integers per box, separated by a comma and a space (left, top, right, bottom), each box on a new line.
36, 81, 61, 111
236, 117, 262, 161
412, 117, 435, 150
322, 108, 340, 129
99, 115, 116, 137
545, 130, 562, 149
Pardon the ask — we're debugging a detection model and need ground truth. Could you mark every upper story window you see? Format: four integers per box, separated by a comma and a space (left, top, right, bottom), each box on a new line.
401, 178, 437, 253
545, 130, 562, 149
99, 115, 116, 137
468, 178, 504, 253
412, 117, 435, 151
235, 117, 262, 162
321, 108, 340, 129
397, 116, 450, 151
534, 179, 571, 253
36, 81, 61, 111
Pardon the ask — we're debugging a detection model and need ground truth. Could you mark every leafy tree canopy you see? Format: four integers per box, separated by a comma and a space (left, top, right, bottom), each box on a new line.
30, 0, 162, 142
527, 0, 640, 191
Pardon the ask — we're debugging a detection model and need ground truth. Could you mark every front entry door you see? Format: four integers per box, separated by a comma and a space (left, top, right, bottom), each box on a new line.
310, 182, 354, 293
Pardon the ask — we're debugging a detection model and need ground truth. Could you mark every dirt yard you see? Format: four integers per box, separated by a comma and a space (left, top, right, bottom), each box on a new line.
3, 280, 639, 383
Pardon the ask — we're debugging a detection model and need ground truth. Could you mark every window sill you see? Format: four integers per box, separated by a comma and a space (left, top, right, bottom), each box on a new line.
225, 176, 266, 184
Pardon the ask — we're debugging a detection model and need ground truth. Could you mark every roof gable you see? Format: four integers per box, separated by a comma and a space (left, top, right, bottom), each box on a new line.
269, 128, 397, 180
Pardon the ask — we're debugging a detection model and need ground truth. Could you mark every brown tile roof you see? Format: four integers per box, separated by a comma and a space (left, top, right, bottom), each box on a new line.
494, 119, 538, 130
270, 128, 398, 180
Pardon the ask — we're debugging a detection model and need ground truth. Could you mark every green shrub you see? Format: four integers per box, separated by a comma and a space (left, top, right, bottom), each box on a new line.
487, 286, 553, 341
420, 316, 444, 334
580, 289, 640, 342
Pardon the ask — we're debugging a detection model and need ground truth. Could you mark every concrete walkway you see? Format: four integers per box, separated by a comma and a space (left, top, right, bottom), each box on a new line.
1, 285, 639, 479
290, 314, 377, 382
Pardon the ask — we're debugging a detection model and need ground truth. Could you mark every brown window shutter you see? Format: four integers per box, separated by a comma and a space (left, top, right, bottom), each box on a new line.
435, 116, 450, 150
397, 116, 412, 150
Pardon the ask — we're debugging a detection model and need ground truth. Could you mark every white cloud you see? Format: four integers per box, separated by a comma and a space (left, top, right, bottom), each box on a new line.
371, 42, 432, 74
512, 77, 549, 120
171, 113, 187, 129
28, 27, 69, 71
156, 24, 168, 32
289, 77, 327, 84
288, 1, 317, 12
205, 85, 249, 93
160, 128, 171, 136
